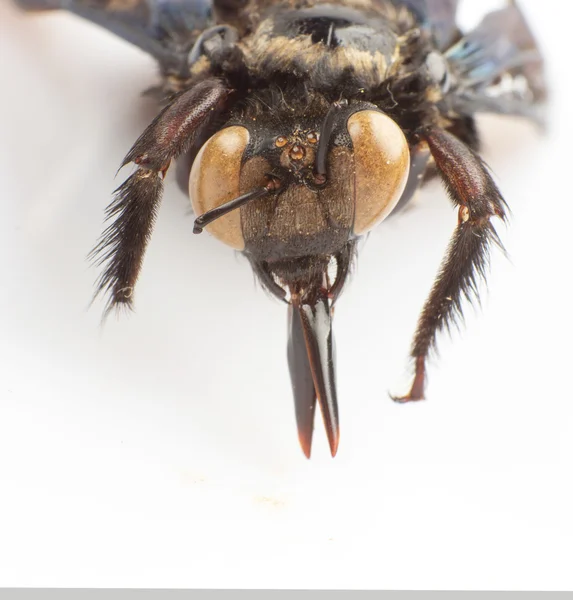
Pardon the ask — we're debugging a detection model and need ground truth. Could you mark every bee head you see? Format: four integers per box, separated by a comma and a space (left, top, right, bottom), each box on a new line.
189, 102, 410, 456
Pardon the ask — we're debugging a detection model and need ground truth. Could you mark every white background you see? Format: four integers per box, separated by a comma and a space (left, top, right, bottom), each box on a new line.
0, 0, 571, 590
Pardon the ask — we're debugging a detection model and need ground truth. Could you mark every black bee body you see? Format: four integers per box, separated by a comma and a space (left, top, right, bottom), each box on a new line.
221, 2, 426, 268
14, 0, 545, 456
242, 3, 401, 89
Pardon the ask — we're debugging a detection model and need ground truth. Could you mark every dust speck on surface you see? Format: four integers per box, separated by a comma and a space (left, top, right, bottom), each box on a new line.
180, 470, 208, 485
254, 496, 286, 509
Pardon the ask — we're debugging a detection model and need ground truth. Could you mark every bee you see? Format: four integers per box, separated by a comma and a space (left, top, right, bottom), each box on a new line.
14, 0, 545, 457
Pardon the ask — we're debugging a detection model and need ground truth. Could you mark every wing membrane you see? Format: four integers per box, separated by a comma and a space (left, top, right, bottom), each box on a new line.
395, 0, 460, 49
15, 0, 213, 76
446, 3, 546, 121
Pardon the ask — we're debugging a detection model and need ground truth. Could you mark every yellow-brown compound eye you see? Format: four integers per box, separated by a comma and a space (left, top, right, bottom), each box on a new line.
189, 126, 250, 250
347, 110, 410, 235
275, 136, 288, 148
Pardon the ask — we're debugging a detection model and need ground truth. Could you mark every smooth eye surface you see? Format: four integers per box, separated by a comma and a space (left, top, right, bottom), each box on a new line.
347, 110, 410, 235
189, 126, 250, 250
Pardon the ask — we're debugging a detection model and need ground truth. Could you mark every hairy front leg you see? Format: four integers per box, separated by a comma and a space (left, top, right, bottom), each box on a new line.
90, 78, 232, 317
395, 126, 508, 402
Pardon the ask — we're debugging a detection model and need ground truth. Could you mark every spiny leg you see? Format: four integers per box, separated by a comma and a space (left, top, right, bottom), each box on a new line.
394, 126, 507, 402
90, 78, 232, 317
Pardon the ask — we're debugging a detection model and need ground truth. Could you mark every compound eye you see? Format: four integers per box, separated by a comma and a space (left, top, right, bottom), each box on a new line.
189, 126, 250, 250
347, 110, 410, 235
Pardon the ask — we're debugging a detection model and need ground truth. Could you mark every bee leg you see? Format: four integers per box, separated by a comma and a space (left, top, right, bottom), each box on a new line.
90, 78, 232, 317
448, 116, 480, 152
188, 26, 238, 65
393, 126, 507, 403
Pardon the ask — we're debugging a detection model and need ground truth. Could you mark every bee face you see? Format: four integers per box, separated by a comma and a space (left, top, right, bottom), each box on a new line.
189, 109, 410, 274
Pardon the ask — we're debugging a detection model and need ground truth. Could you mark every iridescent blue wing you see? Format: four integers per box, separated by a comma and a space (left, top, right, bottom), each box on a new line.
394, 0, 460, 49
446, 3, 546, 121
14, 0, 213, 77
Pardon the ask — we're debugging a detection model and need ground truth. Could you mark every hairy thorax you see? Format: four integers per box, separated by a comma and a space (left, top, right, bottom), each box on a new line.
239, 0, 411, 90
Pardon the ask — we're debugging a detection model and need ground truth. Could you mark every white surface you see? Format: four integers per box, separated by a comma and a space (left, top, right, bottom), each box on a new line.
0, 0, 571, 590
